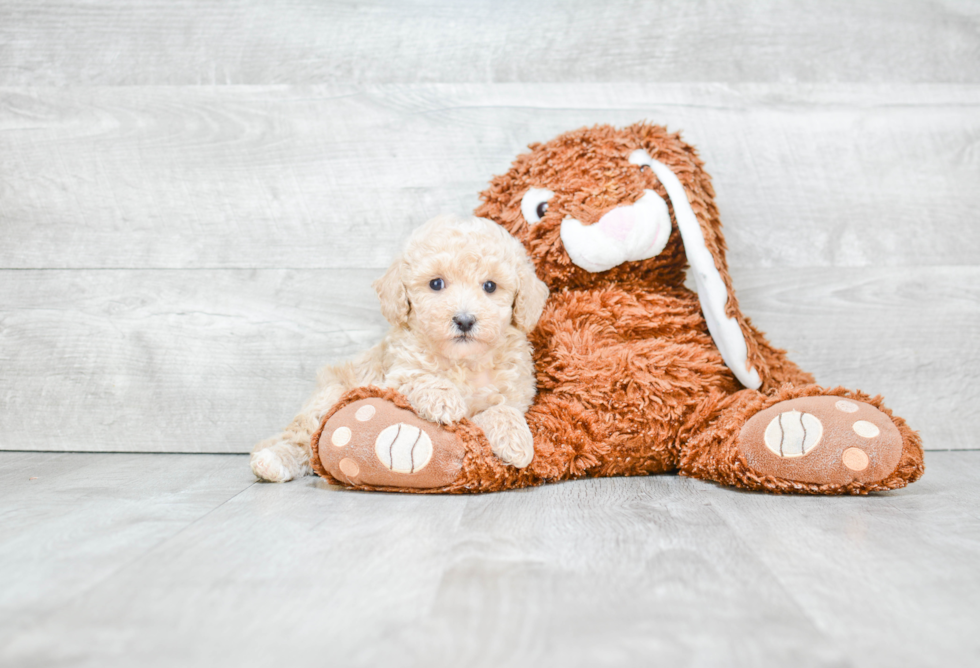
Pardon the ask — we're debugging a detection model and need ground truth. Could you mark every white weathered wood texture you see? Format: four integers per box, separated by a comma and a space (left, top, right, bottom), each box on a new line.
1, 1, 978, 454
1, 451, 978, 667
1, 0, 978, 86
2, 84, 979, 269
1, 266, 977, 452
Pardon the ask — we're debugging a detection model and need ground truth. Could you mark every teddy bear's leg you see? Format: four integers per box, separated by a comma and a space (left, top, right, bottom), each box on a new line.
312, 386, 654, 493
678, 385, 924, 494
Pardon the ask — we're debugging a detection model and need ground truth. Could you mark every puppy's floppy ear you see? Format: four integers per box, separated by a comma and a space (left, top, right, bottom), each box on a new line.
372, 256, 410, 326
513, 256, 549, 334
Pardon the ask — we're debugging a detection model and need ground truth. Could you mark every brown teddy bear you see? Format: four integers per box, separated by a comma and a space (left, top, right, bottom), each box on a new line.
311, 123, 925, 494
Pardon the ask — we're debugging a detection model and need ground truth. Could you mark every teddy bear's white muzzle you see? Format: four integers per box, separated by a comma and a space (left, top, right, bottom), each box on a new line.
559, 190, 672, 273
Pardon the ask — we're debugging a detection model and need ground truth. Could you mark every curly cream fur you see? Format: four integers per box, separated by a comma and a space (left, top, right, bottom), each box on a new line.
250, 214, 549, 481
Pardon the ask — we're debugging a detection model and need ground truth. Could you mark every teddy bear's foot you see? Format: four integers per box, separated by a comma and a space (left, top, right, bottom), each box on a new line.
738, 396, 904, 486
313, 395, 468, 490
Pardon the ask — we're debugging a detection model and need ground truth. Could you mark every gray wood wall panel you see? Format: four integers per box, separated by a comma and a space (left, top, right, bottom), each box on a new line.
733, 266, 980, 450
1, 267, 975, 453
1, 1, 978, 86
2, 84, 978, 270
1, 2, 976, 456
0, 269, 387, 453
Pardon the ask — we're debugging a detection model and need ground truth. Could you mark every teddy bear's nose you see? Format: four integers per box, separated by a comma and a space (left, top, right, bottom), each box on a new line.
453, 313, 477, 333
595, 206, 636, 242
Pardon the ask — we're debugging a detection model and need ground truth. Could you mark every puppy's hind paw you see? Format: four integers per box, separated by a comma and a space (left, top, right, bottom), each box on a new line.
251, 449, 291, 482
250, 443, 311, 482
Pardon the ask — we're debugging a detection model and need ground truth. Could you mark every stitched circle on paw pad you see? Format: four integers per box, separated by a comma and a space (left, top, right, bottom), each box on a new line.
355, 405, 376, 421
330, 426, 352, 447
835, 400, 859, 413
842, 447, 870, 471
375, 423, 433, 474
339, 458, 360, 478
763, 410, 823, 457
853, 420, 880, 438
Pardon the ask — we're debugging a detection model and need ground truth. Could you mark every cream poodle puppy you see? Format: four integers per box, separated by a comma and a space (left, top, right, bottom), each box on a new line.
251, 214, 550, 482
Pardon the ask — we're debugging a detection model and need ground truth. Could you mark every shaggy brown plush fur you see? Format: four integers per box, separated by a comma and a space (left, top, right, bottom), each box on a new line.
312, 123, 924, 494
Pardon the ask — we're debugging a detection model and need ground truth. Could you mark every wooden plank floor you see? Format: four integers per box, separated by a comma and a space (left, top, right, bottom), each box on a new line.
1, 450, 977, 667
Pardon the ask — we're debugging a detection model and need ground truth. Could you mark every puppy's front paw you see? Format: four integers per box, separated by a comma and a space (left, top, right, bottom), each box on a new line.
405, 385, 468, 425
491, 423, 534, 468
473, 407, 534, 468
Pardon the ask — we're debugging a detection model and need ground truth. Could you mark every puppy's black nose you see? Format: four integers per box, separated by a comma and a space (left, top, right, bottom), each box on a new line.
453, 313, 477, 333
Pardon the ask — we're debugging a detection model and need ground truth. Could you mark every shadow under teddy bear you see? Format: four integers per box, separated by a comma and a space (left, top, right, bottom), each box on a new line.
313, 123, 924, 495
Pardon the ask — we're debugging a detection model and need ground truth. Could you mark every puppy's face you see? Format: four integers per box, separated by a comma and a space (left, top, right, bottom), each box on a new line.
407, 249, 515, 360
374, 215, 549, 361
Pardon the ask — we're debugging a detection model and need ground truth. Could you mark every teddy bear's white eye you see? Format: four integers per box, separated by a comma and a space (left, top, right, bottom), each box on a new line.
520, 188, 555, 225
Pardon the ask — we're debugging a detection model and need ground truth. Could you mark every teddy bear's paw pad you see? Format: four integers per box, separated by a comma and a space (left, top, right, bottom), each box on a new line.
317, 398, 464, 489
738, 396, 903, 485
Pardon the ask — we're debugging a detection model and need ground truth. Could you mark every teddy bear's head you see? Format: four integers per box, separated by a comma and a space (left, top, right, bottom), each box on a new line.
475, 123, 726, 291
475, 122, 763, 390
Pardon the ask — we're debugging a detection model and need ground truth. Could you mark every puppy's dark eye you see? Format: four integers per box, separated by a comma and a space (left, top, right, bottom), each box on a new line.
639, 164, 650, 172
429, 278, 444, 291
535, 202, 548, 219
483, 281, 496, 294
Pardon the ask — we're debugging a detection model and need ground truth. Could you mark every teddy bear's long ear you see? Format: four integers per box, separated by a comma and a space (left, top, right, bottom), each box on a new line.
629, 148, 763, 390
513, 255, 550, 334
372, 257, 410, 326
